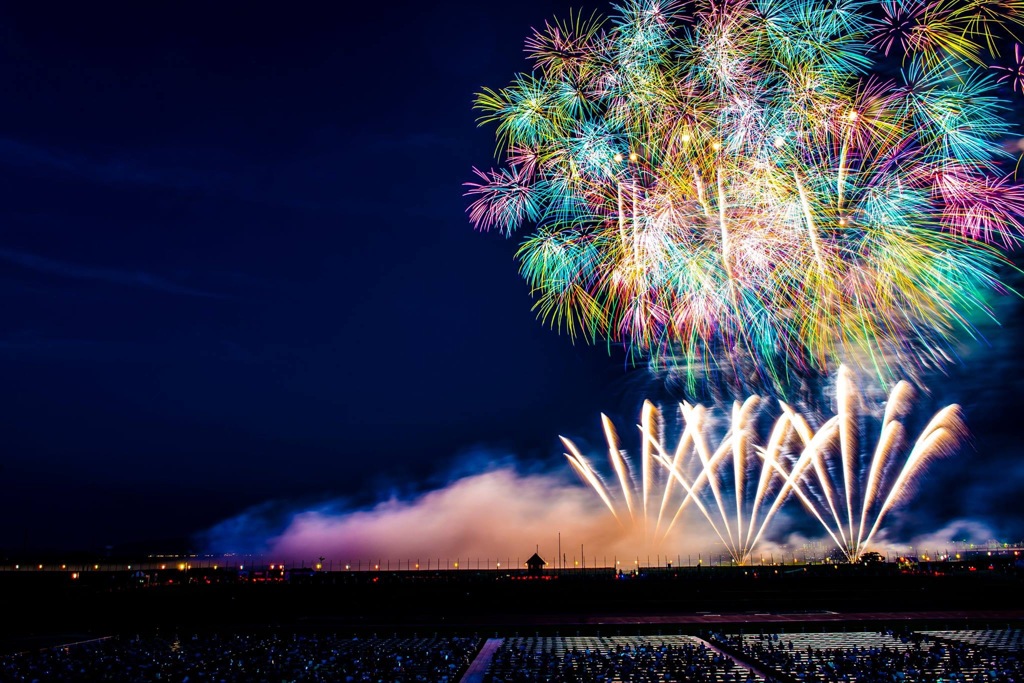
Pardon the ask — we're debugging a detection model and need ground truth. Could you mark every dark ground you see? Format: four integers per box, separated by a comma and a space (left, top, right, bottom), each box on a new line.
2, 562, 1022, 652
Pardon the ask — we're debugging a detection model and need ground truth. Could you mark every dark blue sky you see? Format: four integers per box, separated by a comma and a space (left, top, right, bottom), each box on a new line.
0, 1, 1021, 552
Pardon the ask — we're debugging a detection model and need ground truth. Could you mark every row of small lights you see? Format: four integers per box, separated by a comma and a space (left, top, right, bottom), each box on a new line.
12, 560, 496, 572
12, 542, 1020, 573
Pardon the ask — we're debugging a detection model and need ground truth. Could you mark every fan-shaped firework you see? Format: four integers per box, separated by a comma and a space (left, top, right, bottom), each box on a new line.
772, 366, 967, 562
467, 0, 1024, 395
562, 395, 787, 562
562, 366, 966, 563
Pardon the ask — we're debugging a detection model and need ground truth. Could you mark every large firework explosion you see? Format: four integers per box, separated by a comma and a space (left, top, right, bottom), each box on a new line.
466, 0, 1024, 396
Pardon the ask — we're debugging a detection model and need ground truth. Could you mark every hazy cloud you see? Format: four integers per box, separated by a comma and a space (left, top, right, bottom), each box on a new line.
0, 247, 221, 298
0, 136, 225, 191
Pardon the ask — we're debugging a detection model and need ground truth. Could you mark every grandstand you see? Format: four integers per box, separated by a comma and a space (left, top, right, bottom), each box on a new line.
485, 636, 767, 683
919, 628, 1024, 653
712, 630, 1022, 683
1, 628, 1021, 682
0, 633, 480, 683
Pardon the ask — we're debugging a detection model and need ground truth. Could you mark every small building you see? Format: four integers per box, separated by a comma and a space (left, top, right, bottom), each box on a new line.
525, 552, 547, 575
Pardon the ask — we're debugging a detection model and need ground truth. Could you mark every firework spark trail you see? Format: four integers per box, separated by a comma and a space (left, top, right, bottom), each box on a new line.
654, 410, 696, 536
687, 402, 736, 548
641, 400, 656, 537
468, 0, 1024, 396
837, 367, 860, 554
861, 404, 967, 549
564, 366, 966, 563
563, 440, 620, 523
749, 420, 848, 556
743, 410, 795, 552
856, 380, 914, 544
603, 414, 636, 524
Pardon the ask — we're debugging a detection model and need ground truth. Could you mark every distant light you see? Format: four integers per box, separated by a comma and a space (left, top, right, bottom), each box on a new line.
711, 141, 722, 151
773, 136, 785, 148
613, 153, 624, 162
847, 110, 858, 121
38, 564, 43, 570
681, 133, 691, 143
628, 152, 638, 162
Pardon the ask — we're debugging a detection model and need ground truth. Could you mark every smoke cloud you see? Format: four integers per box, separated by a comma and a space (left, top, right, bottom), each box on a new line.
200, 460, 743, 567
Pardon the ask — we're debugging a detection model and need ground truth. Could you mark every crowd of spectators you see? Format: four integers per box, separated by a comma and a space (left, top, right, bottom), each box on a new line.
2, 629, 1019, 683
920, 630, 1024, 655
485, 636, 771, 683
0, 633, 480, 683
709, 630, 1023, 683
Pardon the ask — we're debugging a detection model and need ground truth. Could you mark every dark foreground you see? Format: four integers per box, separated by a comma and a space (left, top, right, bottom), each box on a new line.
3, 626, 1024, 683
2, 563, 1023, 649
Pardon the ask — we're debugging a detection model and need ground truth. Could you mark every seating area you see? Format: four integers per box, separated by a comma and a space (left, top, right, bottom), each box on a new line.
484, 636, 768, 683
711, 630, 1022, 683
1, 629, 1019, 683
919, 629, 1024, 654
0, 633, 481, 683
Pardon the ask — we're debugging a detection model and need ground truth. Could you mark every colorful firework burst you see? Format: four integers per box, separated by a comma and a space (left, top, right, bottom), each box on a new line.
466, 0, 1024, 396
993, 43, 1024, 93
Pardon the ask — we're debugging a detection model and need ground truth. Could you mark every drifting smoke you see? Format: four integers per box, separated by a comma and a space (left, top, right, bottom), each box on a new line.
912, 519, 1001, 549
201, 461, 741, 566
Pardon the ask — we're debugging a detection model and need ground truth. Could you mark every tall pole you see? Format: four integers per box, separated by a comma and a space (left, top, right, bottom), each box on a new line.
558, 532, 561, 571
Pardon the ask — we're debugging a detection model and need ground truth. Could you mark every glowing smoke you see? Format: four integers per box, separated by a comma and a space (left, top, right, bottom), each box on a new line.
201, 463, 734, 567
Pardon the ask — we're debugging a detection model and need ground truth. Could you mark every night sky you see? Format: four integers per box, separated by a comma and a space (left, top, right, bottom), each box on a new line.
1, 1, 1022, 555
